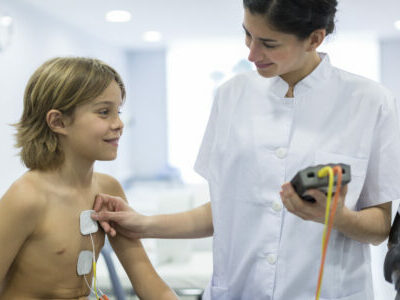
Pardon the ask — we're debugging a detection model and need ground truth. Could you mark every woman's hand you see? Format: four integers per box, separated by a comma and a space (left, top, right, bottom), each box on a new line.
91, 193, 148, 239
280, 182, 348, 225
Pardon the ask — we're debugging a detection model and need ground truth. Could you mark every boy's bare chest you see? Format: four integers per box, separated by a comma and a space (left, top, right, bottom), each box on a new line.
39, 204, 104, 257
16, 192, 105, 281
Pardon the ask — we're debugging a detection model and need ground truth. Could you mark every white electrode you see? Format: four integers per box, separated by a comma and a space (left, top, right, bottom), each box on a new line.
77, 250, 93, 275
80, 210, 98, 235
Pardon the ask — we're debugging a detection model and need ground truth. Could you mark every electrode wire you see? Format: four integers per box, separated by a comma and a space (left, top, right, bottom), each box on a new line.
315, 166, 343, 300
315, 166, 334, 300
317, 166, 334, 253
90, 233, 99, 300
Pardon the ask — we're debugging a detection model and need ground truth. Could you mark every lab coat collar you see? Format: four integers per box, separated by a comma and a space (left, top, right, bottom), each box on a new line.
270, 52, 332, 98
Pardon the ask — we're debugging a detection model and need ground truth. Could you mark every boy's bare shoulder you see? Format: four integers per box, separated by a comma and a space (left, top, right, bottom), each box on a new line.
1, 171, 47, 221
94, 172, 125, 197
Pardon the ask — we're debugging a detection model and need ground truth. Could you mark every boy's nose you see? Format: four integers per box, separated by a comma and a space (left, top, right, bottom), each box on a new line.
112, 115, 124, 132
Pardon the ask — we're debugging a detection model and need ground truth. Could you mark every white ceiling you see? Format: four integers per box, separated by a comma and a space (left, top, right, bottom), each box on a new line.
10, 0, 400, 49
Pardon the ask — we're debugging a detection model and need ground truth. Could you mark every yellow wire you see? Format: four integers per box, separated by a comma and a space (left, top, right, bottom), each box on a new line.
93, 260, 98, 300
315, 166, 334, 300
89, 233, 99, 300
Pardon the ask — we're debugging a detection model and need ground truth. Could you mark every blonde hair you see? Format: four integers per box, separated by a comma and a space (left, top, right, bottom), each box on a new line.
15, 57, 126, 170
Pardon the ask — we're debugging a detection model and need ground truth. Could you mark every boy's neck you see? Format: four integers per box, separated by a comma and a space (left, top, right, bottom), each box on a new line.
45, 160, 95, 189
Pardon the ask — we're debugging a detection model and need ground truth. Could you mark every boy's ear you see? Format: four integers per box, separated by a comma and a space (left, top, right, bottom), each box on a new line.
306, 29, 326, 51
46, 109, 68, 135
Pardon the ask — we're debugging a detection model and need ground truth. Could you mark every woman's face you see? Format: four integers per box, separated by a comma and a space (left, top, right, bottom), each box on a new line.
243, 9, 314, 83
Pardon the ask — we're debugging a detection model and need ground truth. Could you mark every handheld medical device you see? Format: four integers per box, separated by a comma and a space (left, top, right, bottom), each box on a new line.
290, 163, 351, 202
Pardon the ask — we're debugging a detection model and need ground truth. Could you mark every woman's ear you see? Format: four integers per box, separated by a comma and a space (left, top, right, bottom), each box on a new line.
46, 109, 68, 135
307, 29, 326, 51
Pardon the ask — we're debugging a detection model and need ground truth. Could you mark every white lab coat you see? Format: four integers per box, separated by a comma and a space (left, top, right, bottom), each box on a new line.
195, 54, 400, 299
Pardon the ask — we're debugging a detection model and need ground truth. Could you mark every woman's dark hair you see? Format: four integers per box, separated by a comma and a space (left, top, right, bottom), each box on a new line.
243, 0, 337, 40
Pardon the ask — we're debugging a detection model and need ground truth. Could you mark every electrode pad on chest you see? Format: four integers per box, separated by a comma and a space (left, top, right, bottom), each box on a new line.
76, 210, 107, 298
77, 250, 93, 275
80, 210, 98, 235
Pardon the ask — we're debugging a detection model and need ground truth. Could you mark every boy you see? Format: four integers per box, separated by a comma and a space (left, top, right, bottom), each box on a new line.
0, 57, 177, 300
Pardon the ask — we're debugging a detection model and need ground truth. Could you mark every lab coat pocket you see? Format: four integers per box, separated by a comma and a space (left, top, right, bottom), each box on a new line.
314, 150, 368, 210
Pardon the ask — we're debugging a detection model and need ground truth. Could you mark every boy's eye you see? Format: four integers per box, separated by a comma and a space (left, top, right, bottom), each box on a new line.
99, 109, 109, 115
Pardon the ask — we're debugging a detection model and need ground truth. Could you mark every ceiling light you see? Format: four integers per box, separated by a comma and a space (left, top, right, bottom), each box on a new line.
0, 15, 13, 27
395, 20, 400, 31
143, 31, 162, 42
0, 13, 13, 51
105, 10, 131, 23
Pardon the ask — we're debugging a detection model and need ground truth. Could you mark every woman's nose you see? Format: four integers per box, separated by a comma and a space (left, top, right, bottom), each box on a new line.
247, 41, 263, 63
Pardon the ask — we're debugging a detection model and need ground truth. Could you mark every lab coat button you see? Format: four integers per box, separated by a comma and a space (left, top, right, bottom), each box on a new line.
275, 148, 287, 159
272, 202, 282, 212
267, 254, 277, 265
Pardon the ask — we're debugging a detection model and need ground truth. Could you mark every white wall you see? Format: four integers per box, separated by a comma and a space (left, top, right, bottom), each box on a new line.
167, 39, 251, 183
381, 39, 400, 100
124, 49, 169, 181
0, 1, 130, 195
319, 32, 380, 81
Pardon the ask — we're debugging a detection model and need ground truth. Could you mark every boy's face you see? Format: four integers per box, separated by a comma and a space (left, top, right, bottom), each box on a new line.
63, 80, 124, 162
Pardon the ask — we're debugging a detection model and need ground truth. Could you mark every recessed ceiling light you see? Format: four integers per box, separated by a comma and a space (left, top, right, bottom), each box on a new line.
143, 31, 162, 42
0, 15, 13, 27
395, 20, 400, 31
105, 10, 131, 23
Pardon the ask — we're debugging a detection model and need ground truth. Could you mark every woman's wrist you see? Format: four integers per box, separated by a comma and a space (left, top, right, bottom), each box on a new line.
138, 214, 150, 238
333, 205, 354, 232
141, 214, 160, 238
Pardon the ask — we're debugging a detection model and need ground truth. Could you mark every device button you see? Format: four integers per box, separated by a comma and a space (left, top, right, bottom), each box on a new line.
272, 201, 282, 212
275, 147, 287, 159
267, 254, 277, 265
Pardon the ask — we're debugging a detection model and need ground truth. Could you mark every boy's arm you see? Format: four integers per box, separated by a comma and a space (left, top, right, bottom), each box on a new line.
98, 174, 178, 300
0, 180, 43, 282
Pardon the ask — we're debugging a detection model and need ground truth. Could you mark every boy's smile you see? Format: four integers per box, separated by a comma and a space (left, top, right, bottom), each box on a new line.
103, 137, 120, 147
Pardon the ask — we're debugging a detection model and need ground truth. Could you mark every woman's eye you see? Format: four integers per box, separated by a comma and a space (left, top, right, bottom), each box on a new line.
263, 43, 277, 49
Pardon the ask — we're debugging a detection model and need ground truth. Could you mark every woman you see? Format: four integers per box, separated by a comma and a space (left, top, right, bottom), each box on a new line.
92, 1, 400, 299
